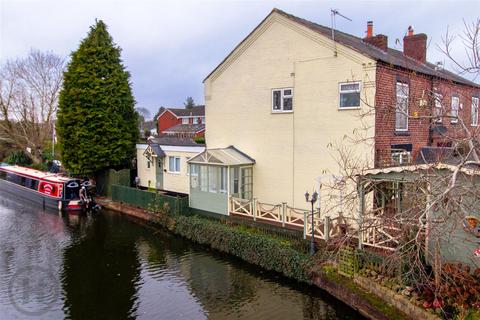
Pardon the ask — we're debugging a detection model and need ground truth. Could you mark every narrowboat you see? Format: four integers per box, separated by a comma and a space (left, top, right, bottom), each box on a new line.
0, 164, 96, 212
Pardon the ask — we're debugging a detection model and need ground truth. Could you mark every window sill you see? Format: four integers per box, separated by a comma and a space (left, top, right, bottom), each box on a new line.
471, 124, 478, 127
167, 171, 181, 175
394, 131, 410, 136
271, 110, 293, 114
338, 106, 361, 111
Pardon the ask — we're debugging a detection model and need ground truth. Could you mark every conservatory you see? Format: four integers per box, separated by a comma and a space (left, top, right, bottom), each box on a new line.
187, 146, 255, 215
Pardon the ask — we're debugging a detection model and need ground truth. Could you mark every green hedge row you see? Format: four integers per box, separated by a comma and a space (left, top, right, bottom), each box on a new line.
152, 211, 313, 283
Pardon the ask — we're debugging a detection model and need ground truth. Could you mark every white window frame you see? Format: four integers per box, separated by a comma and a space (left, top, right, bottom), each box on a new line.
181, 118, 188, 124
471, 97, 479, 127
271, 88, 293, 113
168, 156, 181, 173
391, 151, 411, 165
395, 82, 409, 132
338, 81, 361, 110
434, 92, 443, 123
451, 96, 460, 124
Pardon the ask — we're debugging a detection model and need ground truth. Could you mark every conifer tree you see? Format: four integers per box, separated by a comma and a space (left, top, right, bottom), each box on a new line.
57, 20, 139, 175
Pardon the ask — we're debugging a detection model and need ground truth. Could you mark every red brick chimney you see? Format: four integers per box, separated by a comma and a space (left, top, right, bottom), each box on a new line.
403, 26, 427, 63
363, 21, 388, 51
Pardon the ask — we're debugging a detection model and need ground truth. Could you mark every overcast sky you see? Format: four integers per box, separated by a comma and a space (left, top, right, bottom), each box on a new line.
1, 0, 478, 117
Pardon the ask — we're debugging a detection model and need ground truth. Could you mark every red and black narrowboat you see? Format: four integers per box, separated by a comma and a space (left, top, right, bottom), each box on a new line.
0, 165, 89, 212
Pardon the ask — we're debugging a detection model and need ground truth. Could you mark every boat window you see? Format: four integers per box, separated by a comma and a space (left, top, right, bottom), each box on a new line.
30, 179, 39, 190
65, 180, 80, 200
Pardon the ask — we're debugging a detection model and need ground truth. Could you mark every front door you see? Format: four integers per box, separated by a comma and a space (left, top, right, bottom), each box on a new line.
156, 157, 163, 190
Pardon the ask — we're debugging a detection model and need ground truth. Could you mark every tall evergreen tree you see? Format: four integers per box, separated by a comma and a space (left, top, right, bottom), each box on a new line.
57, 20, 138, 175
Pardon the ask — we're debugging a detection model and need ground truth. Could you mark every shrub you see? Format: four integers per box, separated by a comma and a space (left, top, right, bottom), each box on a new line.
149, 210, 313, 283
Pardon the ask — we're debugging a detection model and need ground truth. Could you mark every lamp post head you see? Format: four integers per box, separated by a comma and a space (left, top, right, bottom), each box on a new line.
305, 191, 310, 202
312, 191, 318, 203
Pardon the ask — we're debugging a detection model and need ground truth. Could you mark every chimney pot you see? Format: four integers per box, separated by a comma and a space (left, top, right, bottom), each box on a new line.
407, 26, 414, 36
366, 21, 373, 38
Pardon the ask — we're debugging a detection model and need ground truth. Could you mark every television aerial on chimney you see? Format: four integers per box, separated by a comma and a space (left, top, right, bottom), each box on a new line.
330, 9, 352, 56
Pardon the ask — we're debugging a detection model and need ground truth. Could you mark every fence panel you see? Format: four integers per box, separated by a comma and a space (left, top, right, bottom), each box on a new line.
111, 185, 188, 214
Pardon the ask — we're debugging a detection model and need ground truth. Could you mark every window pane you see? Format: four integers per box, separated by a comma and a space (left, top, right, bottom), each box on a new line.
283, 97, 293, 110
340, 83, 359, 91
232, 167, 239, 195
272, 90, 281, 110
220, 167, 227, 193
283, 89, 292, 96
175, 157, 180, 172
396, 83, 408, 97
200, 166, 208, 191
169, 157, 174, 171
396, 83, 409, 130
208, 167, 217, 193
340, 92, 360, 108
473, 98, 479, 125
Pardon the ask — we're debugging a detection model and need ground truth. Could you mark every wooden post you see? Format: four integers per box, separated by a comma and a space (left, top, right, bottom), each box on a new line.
281, 202, 286, 227
303, 211, 307, 239
253, 198, 257, 221
324, 216, 330, 241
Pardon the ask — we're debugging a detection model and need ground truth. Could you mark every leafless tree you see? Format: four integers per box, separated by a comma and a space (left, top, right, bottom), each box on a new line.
314, 21, 480, 316
439, 18, 480, 81
0, 49, 65, 164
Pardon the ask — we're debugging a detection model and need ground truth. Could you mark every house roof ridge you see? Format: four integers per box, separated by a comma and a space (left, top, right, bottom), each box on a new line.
205, 8, 479, 87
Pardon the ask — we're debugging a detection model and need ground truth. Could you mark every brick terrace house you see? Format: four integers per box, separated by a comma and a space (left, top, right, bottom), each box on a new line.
367, 25, 480, 167
157, 105, 205, 138
186, 8, 480, 214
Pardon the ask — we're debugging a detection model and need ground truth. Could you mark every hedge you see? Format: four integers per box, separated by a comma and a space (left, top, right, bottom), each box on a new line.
151, 210, 313, 283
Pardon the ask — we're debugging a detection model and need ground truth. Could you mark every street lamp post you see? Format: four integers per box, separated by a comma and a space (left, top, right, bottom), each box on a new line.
305, 190, 318, 256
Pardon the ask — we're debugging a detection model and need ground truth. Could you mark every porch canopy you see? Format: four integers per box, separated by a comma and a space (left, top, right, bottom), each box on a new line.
188, 146, 255, 166
187, 146, 255, 215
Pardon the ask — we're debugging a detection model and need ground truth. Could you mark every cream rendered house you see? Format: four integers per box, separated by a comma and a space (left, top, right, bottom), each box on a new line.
137, 137, 204, 194
189, 9, 377, 216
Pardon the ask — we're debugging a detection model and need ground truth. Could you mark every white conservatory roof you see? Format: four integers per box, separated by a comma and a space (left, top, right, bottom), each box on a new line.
187, 146, 255, 166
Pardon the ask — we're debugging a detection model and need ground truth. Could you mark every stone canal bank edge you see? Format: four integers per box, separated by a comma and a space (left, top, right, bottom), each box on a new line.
97, 198, 438, 320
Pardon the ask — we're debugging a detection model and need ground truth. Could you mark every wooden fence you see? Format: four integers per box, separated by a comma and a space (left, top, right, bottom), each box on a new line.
111, 185, 189, 215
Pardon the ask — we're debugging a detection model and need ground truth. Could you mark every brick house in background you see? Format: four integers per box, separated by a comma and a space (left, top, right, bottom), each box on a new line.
156, 105, 206, 138
368, 24, 480, 167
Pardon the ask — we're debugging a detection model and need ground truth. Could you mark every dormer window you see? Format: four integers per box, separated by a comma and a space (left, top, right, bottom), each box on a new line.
272, 88, 293, 113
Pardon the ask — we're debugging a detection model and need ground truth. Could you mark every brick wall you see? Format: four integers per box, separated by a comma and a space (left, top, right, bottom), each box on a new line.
374, 62, 480, 167
158, 110, 181, 134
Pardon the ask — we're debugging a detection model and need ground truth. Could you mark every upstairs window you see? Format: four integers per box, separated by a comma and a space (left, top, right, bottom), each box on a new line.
451, 96, 459, 123
395, 82, 409, 131
472, 97, 479, 126
272, 88, 293, 112
168, 156, 181, 173
181, 118, 188, 124
193, 117, 199, 124
433, 92, 443, 123
339, 82, 361, 109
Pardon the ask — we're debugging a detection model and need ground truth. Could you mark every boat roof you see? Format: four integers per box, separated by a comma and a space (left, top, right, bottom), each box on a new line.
0, 165, 76, 183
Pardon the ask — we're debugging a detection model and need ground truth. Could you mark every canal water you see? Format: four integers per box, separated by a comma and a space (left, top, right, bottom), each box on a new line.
0, 191, 362, 320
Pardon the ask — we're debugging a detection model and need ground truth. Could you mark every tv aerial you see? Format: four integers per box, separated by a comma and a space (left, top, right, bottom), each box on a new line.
330, 9, 352, 56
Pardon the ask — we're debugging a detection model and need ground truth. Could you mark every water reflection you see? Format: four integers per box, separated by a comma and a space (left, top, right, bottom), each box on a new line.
0, 191, 362, 319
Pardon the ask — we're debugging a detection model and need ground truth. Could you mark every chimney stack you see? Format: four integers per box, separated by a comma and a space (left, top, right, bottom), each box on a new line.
363, 21, 388, 51
403, 26, 427, 63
